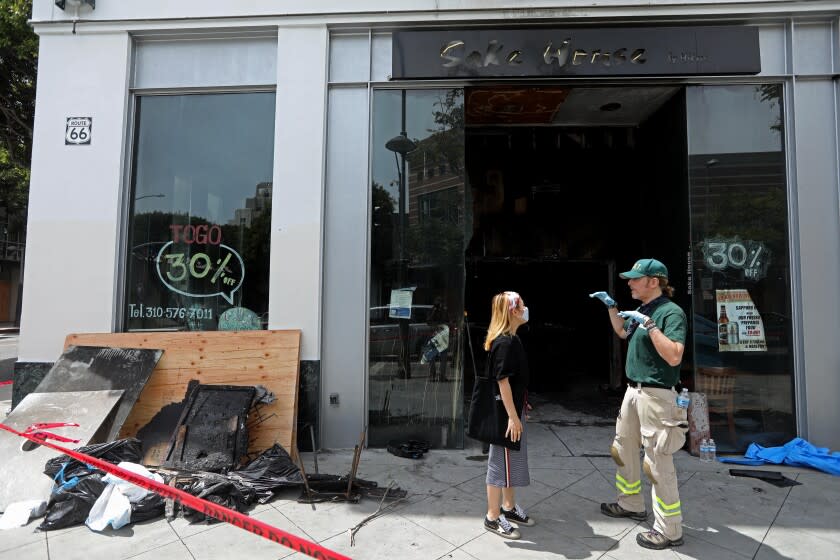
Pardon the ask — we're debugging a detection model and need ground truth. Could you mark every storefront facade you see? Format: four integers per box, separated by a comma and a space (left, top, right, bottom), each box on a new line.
19, 1, 840, 451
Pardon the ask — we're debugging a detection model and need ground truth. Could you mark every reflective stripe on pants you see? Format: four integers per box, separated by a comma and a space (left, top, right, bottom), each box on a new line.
611, 385, 686, 540
616, 473, 641, 495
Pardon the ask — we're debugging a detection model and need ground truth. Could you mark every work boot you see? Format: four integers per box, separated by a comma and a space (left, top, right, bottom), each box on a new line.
636, 529, 683, 549
484, 514, 520, 540
600, 502, 647, 521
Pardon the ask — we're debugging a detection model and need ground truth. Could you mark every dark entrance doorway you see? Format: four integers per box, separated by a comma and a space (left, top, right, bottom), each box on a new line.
464, 85, 692, 420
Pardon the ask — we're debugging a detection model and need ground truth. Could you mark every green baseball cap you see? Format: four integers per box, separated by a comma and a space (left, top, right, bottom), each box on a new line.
619, 258, 669, 279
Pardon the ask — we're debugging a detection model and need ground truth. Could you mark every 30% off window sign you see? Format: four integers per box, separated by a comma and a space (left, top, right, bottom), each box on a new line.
155, 225, 245, 305
700, 237, 771, 281
65, 117, 92, 145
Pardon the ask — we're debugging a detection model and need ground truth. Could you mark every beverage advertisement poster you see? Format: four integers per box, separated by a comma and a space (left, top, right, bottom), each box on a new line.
715, 289, 767, 352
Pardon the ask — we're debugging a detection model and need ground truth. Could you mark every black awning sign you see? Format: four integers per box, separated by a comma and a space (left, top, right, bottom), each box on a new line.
392, 26, 761, 79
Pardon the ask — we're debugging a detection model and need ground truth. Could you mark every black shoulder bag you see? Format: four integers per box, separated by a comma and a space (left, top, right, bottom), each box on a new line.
466, 340, 521, 451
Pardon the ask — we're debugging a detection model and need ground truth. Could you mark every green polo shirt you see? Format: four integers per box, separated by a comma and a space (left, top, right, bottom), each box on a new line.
624, 300, 687, 387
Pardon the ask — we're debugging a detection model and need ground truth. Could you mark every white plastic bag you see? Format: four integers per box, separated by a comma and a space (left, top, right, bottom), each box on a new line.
101, 462, 163, 502
0, 500, 47, 530
85, 462, 163, 531
85, 484, 132, 531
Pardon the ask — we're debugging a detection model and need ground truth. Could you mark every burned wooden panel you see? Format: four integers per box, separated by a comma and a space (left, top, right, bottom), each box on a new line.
135, 394, 189, 466
162, 384, 256, 472
64, 331, 301, 465
32, 346, 162, 442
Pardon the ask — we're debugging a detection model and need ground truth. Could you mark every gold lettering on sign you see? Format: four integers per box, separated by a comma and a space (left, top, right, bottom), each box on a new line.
483, 40, 503, 66
572, 49, 588, 65
590, 50, 607, 65
631, 49, 647, 63
439, 38, 649, 71
543, 39, 571, 66
442, 39, 525, 68
440, 40, 465, 67
613, 48, 627, 65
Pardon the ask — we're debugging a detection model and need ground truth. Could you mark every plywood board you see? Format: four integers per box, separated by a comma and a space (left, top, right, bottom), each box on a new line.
32, 346, 162, 442
65, 331, 301, 466
0, 390, 124, 512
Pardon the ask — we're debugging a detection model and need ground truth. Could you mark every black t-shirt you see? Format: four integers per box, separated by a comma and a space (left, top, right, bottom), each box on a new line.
487, 334, 529, 418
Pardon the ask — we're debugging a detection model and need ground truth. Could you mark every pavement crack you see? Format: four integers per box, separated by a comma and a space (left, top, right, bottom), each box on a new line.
679, 471, 697, 487
276, 508, 318, 543
547, 424, 576, 456
166, 520, 194, 560
752, 474, 797, 560
558, 469, 596, 492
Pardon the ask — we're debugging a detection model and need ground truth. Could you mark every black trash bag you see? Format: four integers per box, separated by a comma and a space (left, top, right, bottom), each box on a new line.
44, 438, 143, 480
304, 473, 375, 492
386, 439, 430, 459
130, 492, 166, 523
38, 474, 107, 531
179, 477, 257, 524
229, 444, 303, 502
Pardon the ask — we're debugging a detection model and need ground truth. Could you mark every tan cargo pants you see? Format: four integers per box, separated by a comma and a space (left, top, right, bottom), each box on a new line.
611, 384, 688, 540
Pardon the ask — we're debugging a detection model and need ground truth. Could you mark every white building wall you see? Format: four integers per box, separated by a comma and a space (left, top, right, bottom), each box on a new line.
788, 19, 840, 450
793, 80, 840, 450
19, 32, 131, 362
322, 86, 370, 448
32, 0, 839, 24
268, 26, 328, 361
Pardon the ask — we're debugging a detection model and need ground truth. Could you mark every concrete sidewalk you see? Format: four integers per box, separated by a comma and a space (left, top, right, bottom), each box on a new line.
1, 422, 837, 559
0, 334, 17, 416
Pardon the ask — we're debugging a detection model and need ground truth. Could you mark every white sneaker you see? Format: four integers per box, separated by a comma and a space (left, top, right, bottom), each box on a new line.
484, 514, 521, 540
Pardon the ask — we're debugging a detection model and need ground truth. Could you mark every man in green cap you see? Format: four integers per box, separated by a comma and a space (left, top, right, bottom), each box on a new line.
589, 258, 688, 550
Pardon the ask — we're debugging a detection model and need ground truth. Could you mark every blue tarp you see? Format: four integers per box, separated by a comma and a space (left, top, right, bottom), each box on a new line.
718, 437, 840, 476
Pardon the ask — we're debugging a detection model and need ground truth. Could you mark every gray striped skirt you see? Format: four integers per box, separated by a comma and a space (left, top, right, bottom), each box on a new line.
486, 415, 530, 488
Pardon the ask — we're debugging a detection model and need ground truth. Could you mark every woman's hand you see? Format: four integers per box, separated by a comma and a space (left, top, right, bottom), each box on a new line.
506, 416, 523, 442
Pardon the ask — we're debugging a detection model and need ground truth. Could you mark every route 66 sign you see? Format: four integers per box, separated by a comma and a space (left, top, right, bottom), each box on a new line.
65, 117, 92, 145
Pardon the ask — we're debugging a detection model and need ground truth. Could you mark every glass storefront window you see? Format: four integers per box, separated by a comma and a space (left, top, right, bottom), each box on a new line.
125, 92, 275, 331
369, 89, 466, 448
687, 84, 795, 452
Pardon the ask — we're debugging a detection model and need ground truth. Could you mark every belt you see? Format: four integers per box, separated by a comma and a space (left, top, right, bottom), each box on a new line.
630, 381, 674, 390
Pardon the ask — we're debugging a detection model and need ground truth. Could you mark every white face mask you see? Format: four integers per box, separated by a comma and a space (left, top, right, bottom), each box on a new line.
522, 307, 529, 323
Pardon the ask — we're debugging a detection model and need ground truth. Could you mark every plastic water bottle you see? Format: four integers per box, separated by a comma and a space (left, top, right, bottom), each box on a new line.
699, 438, 709, 463
708, 439, 717, 463
676, 388, 690, 409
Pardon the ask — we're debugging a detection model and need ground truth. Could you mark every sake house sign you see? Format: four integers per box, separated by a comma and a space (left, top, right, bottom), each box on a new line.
391, 26, 760, 79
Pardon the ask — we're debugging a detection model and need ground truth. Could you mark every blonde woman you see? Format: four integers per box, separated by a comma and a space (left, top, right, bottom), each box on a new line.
467, 291, 535, 539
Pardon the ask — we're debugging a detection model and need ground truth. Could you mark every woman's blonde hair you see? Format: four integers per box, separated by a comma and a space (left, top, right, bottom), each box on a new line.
484, 291, 519, 351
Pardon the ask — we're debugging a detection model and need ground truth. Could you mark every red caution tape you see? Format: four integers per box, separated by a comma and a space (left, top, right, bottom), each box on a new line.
23, 422, 82, 444
0, 423, 351, 560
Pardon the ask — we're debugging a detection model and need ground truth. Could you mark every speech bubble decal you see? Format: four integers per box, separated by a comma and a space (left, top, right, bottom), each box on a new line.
155, 241, 245, 305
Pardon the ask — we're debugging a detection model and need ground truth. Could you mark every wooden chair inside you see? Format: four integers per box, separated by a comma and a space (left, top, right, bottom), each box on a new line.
695, 366, 738, 446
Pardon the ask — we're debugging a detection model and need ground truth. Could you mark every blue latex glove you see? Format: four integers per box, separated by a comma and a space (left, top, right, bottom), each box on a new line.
618, 310, 650, 328
589, 291, 616, 307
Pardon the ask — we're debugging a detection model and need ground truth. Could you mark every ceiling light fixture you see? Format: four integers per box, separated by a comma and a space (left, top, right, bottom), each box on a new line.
55, 1, 95, 34
55, 0, 95, 10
